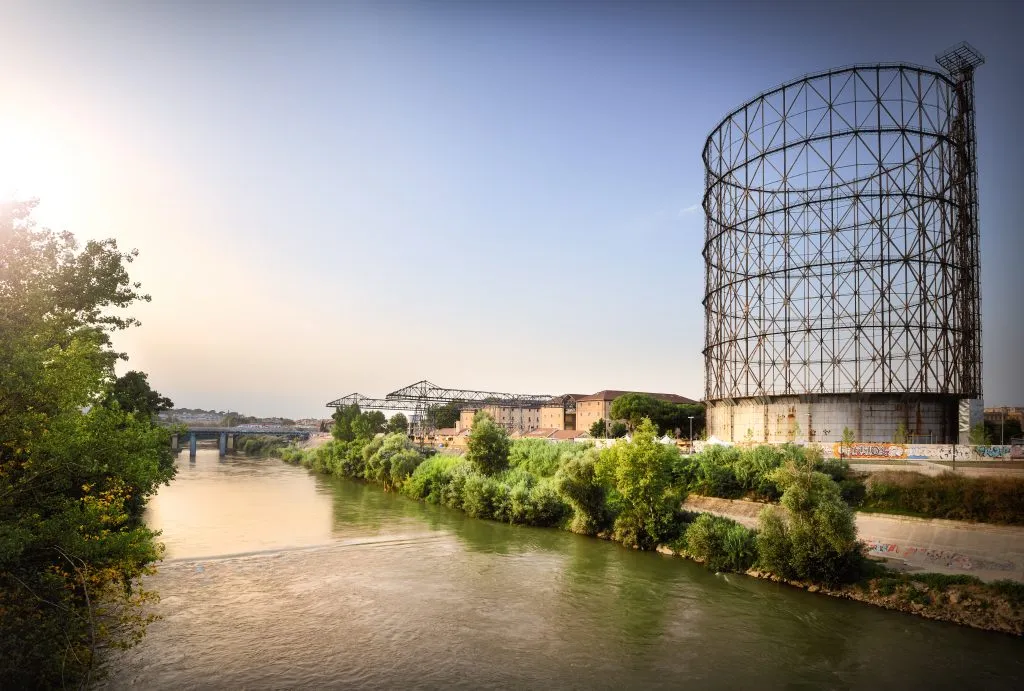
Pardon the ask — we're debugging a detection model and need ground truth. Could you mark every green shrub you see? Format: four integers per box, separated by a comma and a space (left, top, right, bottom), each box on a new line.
555, 452, 613, 535
862, 471, 1024, 525
363, 433, 424, 490
684, 514, 758, 572
466, 413, 511, 475
598, 419, 682, 549
402, 455, 465, 503
755, 461, 861, 585
508, 438, 590, 477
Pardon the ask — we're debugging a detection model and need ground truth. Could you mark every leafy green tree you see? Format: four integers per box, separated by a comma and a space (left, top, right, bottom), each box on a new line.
387, 412, 409, 435
331, 403, 362, 441
106, 370, 173, 419
589, 418, 607, 437
427, 401, 461, 429
351, 410, 386, 440
467, 411, 510, 475
609, 421, 628, 438
608, 394, 705, 436
597, 418, 680, 548
840, 427, 856, 459
756, 456, 860, 585
0, 201, 175, 686
610, 393, 661, 430
555, 451, 611, 535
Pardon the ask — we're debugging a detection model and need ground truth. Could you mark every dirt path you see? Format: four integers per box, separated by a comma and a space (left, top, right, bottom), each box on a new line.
682, 495, 1024, 583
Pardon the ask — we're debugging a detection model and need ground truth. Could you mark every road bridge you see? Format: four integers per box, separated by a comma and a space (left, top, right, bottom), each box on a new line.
168, 426, 309, 459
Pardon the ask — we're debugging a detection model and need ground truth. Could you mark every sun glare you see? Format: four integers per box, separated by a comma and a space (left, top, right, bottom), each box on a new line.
0, 115, 78, 223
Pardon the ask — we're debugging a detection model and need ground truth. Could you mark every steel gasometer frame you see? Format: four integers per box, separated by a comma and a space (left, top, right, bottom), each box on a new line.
702, 47, 984, 417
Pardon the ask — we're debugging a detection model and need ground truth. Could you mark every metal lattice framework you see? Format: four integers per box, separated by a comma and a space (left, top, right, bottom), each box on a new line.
324, 393, 423, 412
703, 48, 983, 402
326, 381, 553, 434
384, 380, 552, 408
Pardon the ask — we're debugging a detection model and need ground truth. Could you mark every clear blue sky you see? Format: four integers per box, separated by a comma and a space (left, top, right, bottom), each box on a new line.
2, 0, 1021, 418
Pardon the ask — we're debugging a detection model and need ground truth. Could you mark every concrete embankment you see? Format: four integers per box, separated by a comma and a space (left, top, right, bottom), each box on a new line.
682, 495, 1024, 583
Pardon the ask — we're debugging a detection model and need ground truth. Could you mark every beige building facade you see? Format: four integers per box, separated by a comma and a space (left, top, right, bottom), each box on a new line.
575, 390, 695, 434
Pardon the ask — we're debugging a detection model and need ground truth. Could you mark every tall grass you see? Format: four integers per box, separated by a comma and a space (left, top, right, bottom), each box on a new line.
862, 471, 1024, 524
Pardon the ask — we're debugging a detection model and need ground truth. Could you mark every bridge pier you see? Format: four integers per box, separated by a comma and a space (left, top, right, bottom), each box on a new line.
189, 432, 197, 460
228, 434, 236, 454
171, 434, 179, 453
219, 432, 228, 458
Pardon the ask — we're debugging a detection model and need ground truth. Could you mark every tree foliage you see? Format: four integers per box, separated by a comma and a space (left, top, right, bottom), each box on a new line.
0, 201, 176, 686
466, 412, 510, 475
106, 370, 174, 419
427, 402, 461, 430
387, 413, 409, 435
608, 393, 705, 437
597, 419, 681, 548
331, 403, 362, 441
756, 455, 860, 585
589, 418, 607, 438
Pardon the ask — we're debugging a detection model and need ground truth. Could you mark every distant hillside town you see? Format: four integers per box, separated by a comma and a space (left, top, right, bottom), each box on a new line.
157, 408, 324, 430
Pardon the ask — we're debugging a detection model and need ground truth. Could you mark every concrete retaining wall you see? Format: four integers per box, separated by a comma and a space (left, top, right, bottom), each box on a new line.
691, 440, 1014, 461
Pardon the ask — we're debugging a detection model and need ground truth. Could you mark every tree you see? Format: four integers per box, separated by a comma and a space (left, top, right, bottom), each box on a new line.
609, 393, 661, 431
351, 410, 386, 440
756, 454, 860, 585
840, 427, 855, 459
331, 403, 362, 441
609, 421, 628, 438
608, 394, 706, 437
387, 413, 409, 435
1, 201, 175, 686
589, 418, 607, 438
427, 402, 461, 430
106, 370, 173, 419
597, 418, 680, 548
466, 412, 510, 475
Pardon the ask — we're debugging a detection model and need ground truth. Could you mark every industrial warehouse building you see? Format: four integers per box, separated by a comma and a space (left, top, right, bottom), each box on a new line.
455, 390, 695, 436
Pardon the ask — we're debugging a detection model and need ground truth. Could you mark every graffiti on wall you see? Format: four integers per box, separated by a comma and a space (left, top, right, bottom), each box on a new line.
866, 541, 1015, 572
833, 443, 1011, 461
1013, 444, 1024, 460
833, 442, 906, 459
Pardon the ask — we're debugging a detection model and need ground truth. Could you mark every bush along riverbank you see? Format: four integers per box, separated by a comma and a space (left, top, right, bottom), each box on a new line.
260, 410, 1023, 635
673, 444, 1024, 525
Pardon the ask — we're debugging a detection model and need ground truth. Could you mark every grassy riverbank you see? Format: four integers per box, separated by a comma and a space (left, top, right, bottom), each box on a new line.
262, 413, 1023, 635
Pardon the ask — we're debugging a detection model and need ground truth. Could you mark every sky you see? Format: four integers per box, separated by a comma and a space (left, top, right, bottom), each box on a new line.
1, 0, 1022, 418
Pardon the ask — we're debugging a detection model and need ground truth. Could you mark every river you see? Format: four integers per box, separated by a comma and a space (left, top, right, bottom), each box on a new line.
104, 449, 1023, 689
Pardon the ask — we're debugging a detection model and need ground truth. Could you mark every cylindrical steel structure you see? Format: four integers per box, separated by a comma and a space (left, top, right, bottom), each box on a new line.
702, 61, 982, 444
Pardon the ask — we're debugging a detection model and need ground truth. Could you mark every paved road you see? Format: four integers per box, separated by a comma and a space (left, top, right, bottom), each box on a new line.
683, 495, 1024, 583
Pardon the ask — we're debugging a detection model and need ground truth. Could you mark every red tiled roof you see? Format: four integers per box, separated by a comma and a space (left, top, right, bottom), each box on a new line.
522, 428, 559, 438
550, 429, 586, 440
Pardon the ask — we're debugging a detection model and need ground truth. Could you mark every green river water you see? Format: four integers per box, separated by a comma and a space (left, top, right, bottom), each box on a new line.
103, 450, 1023, 689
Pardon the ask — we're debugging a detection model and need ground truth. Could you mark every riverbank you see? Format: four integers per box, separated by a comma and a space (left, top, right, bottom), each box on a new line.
654, 544, 1024, 636
262, 421, 1024, 636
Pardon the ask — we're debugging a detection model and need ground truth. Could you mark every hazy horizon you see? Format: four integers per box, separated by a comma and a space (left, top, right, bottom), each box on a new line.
3, 0, 1022, 419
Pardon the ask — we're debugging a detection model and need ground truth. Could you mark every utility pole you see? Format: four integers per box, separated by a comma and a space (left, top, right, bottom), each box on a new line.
688, 416, 695, 453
